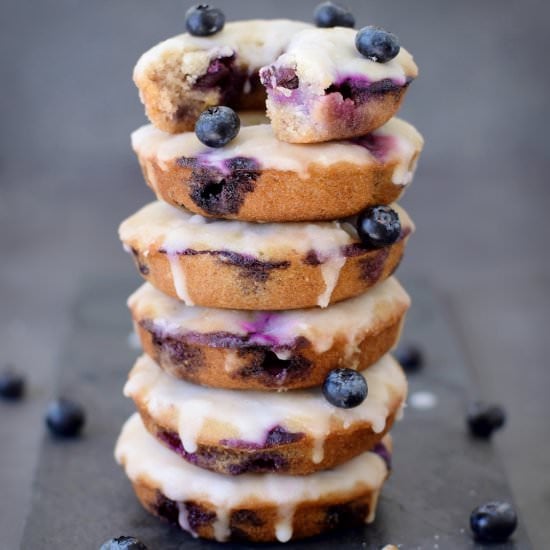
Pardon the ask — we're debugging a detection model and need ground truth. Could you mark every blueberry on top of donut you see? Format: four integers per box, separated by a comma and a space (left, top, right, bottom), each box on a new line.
195, 106, 240, 148
314, 2, 355, 28
356, 26, 400, 63
185, 4, 225, 37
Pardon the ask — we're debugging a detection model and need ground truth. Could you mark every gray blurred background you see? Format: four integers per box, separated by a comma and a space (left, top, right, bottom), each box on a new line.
1, 0, 548, 547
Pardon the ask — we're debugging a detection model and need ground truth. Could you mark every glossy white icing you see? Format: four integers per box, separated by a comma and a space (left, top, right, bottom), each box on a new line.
123, 353, 406, 462
262, 26, 417, 95
131, 117, 424, 183
128, 276, 410, 356
119, 201, 413, 308
134, 20, 312, 81
115, 413, 388, 542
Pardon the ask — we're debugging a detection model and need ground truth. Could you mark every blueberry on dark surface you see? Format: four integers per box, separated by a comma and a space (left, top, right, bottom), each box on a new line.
470, 501, 517, 543
313, 2, 355, 28
355, 26, 400, 63
185, 4, 225, 37
195, 106, 240, 148
357, 205, 401, 248
322, 368, 368, 408
0, 367, 25, 400
395, 343, 423, 372
99, 536, 148, 550
467, 402, 506, 438
45, 398, 85, 438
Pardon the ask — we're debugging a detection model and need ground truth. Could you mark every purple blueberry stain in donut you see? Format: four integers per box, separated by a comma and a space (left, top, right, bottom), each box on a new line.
154, 492, 179, 524
181, 156, 260, 216
227, 453, 289, 475
185, 502, 217, 531
220, 425, 304, 450
303, 249, 322, 266
358, 248, 390, 283
372, 441, 392, 470
260, 65, 299, 90
231, 509, 265, 527
144, 323, 204, 371
353, 132, 396, 162
129, 247, 149, 276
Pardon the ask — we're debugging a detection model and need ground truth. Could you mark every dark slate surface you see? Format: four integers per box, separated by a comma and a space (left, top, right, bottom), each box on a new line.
20, 278, 531, 549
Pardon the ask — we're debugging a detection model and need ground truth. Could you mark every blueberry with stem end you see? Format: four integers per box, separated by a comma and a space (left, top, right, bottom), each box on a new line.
0, 367, 25, 400
323, 368, 368, 408
467, 402, 506, 438
45, 397, 85, 438
357, 205, 401, 248
470, 501, 517, 543
100, 536, 149, 550
355, 26, 400, 63
314, 2, 355, 28
195, 106, 240, 148
185, 5, 225, 37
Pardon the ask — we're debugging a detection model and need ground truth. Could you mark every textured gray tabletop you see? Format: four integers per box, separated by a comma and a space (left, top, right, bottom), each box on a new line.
1, 0, 548, 548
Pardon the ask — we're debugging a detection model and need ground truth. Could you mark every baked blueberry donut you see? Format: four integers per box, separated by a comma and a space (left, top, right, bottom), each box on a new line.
116, 413, 392, 543
260, 27, 417, 143
123, 354, 405, 476
134, 20, 311, 134
118, 201, 414, 310
132, 115, 423, 222
129, 277, 410, 390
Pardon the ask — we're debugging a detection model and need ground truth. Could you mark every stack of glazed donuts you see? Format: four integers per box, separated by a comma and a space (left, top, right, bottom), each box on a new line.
116, 2, 423, 543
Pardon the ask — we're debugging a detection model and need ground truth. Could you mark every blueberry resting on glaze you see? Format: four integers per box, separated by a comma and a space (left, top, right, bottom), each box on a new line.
314, 2, 355, 28
355, 26, 400, 63
100, 536, 149, 550
322, 368, 368, 408
357, 205, 401, 248
467, 402, 506, 438
185, 4, 225, 37
470, 501, 517, 543
0, 367, 25, 400
195, 106, 240, 148
395, 343, 423, 372
45, 397, 85, 438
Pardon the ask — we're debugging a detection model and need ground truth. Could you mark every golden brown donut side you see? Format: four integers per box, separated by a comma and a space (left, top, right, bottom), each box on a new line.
133, 311, 405, 390
132, 478, 383, 542
133, 397, 401, 476
137, 154, 407, 222
125, 238, 408, 310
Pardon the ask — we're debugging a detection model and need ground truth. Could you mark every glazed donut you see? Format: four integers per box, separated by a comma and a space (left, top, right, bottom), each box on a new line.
132, 115, 423, 222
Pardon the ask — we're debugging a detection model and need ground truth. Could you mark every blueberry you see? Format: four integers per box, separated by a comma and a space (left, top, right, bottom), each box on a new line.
314, 2, 355, 28
395, 343, 423, 372
0, 367, 25, 400
355, 26, 400, 63
100, 536, 148, 550
195, 106, 240, 148
45, 398, 85, 438
357, 205, 401, 248
470, 501, 517, 543
185, 5, 225, 37
322, 368, 368, 408
467, 402, 506, 438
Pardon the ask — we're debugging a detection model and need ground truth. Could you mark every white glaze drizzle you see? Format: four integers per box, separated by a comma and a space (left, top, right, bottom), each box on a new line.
123, 354, 407, 463
317, 256, 346, 307
119, 201, 414, 309
128, 276, 410, 356
264, 26, 417, 95
131, 118, 424, 183
167, 253, 194, 305
134, 20, 313, 81
115, 414, 389, 542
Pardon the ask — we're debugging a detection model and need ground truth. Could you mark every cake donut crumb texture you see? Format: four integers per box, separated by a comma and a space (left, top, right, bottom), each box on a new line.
128, 276, 410, 390
118, 201, 414, 310
116, 413, 391, 542
124, 354, 406, 475
134, 20, 312, 133
132, 116, 423, 221
260, 27, 417, 143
